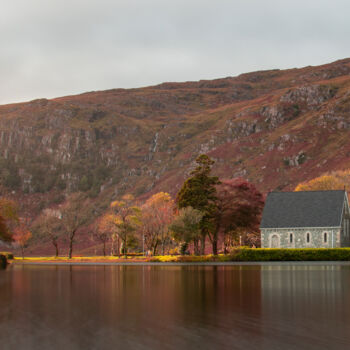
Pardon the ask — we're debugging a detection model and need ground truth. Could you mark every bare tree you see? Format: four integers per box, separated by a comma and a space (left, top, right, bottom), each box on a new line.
61, 193, 93, 259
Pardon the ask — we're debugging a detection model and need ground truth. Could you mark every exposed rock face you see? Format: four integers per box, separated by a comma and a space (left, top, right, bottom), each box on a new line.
1, 58, 350, 214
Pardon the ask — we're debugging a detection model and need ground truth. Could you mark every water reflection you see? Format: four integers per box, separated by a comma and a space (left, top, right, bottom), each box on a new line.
0, 264, 349, 349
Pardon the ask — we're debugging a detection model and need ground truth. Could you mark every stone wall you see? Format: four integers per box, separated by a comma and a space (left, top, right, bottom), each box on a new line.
261, 228, 342, 248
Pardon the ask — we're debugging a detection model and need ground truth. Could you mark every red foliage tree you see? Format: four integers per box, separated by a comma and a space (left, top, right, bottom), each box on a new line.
0, 214, 12, 242
215, 178, 264, 250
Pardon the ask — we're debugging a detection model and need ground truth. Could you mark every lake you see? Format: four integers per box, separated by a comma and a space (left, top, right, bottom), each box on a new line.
1, 263, 350, 350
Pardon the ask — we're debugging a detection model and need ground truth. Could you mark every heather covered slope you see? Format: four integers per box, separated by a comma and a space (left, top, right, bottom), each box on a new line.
1, 58, 350, 218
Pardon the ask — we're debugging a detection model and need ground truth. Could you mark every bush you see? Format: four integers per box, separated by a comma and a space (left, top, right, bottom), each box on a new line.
0, 252, 14, 259
148, 249, 350, 263
0, 254, 7, 269
229, 248, 350, 261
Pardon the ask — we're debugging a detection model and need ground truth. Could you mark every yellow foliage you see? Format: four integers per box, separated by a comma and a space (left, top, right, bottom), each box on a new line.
146, 192, 172, 206
110, 200, 124, 208
295, 175, 344, 191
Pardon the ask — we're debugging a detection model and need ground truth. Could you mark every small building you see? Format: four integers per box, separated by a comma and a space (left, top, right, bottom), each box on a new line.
260, 190, 350, 248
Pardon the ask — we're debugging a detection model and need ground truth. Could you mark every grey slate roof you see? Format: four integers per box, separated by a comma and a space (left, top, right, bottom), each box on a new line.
260, 190, 346, 228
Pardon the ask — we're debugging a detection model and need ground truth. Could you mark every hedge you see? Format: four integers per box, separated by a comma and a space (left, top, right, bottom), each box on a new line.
149, 248, 350, 263
229, 248, 350, 262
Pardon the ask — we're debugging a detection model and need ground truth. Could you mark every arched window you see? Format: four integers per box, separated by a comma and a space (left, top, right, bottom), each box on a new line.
289, 233, 293, 244
324, 232, 328, 243
306, 232, 310, 243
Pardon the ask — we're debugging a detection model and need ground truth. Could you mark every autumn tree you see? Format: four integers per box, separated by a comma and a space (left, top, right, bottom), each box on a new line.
295, 175, 344, 192
169, 207, 204, 255
176, 154, 220, 255
33, 213, 63, 257
140, 192, 174, 255
110, 194, 141, 258
215, 178, 264, 250
61, 193, 93, 259
92, 215, 111, 256
13, 225, 32, 259
100, 213, 120, 256
0, 214, 11, 242
0, 197, 18, 242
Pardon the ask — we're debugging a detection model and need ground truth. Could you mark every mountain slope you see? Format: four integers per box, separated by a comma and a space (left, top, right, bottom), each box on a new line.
1, 58, 350, 219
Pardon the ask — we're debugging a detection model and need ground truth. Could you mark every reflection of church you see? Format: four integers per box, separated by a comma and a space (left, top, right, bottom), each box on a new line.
260, 190, 350, 248
260, 264, 350, 346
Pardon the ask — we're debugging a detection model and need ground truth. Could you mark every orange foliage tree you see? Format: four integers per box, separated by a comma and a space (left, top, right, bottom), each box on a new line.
92, 215, 113, 256
140, 192, 175, 255
13, 226, 32, 259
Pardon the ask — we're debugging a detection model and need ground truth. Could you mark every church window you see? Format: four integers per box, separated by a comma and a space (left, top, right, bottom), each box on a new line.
306, 232, 310, 243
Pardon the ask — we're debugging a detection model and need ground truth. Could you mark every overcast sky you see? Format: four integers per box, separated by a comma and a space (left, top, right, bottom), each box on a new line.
1, 0, 350, 104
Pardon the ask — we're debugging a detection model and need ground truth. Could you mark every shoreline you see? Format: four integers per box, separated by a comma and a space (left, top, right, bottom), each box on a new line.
11, 260, 350, 266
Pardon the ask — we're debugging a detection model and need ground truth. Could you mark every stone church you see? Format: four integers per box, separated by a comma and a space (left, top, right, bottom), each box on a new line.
260, 190, 350, 248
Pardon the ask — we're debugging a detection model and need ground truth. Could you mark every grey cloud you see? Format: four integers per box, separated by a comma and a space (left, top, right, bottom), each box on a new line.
1, 0, 350, 104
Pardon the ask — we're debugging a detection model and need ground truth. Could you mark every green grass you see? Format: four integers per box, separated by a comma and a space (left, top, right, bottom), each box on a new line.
12, 248, 350, 263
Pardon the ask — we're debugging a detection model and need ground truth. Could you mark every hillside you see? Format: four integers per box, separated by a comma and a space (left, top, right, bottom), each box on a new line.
1, 58, 350, 251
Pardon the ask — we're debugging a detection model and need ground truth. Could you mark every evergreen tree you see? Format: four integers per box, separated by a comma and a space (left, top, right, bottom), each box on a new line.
176, 154, 220, 254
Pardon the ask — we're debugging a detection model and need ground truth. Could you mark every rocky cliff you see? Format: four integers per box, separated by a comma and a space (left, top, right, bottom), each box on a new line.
1, 58, 350, 218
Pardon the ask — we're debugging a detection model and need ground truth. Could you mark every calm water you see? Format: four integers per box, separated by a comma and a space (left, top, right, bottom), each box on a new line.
1, 263, 350, 350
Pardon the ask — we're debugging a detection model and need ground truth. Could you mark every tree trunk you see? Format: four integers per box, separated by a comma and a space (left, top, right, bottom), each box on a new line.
103, 241, 106, 257
123, 238, 127, 258
117, 236, 120, 257
153, 241, 158, 256
21, 247, 24, 259
53, 242, 59, 258
68, 229, 77, 259
194, 238, 200, 256
68, 240, 73, 259
200, 232, 206, 255
111, 235, 115, 256
212, 231, 218, 255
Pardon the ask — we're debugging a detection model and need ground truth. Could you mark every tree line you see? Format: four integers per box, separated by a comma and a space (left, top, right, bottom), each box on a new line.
0, 155, 265, 258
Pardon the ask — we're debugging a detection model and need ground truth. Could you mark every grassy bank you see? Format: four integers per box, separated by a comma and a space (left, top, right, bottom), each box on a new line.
11, 248, 350, 264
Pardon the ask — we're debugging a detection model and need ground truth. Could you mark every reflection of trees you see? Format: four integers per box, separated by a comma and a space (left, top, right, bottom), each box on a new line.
178, 265, 263, 327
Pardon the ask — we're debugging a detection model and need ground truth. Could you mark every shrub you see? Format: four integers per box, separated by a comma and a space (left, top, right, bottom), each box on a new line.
229, 248, 350, 261
0, 252, 14, 259
0, 254, 7, 269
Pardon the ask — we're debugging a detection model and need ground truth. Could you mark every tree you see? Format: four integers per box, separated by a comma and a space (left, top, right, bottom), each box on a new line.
169, 207, 204, 255
13, 225, 32, 259
0, 197, 18, 242
33, 213, 63, 257
176, 154, 220, 254
0, 214, 11, 242
215, 178, 264, 250
110, 194, 141, 258
61, 193, 93, 259
100, 213, 120, 256
93, 216, 111, 256
141, 192, 175, 255
295, 175, 344, 192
